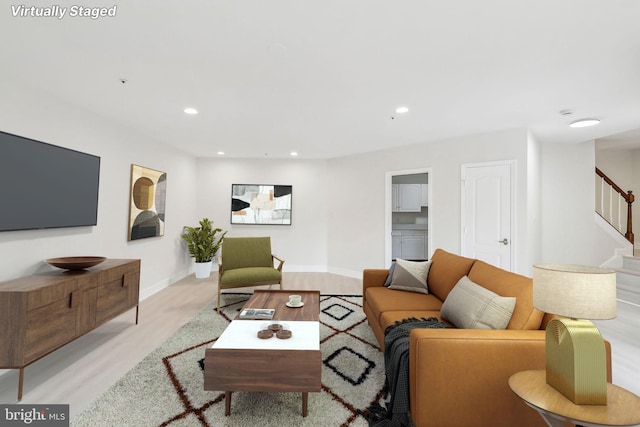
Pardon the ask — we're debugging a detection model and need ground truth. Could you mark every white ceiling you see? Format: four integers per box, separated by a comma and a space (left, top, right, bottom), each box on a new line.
2, 0, 640, 159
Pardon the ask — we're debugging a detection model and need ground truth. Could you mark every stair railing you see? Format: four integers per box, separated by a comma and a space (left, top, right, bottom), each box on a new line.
595, 167, 634, 244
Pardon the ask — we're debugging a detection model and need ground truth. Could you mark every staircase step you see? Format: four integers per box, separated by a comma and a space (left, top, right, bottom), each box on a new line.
617, 288, 640, 306
622, 256, 640, 271
614, 265, 640, 305
618, 281, 640, 293
609, 257, 640, 306
615, 269, 640, 287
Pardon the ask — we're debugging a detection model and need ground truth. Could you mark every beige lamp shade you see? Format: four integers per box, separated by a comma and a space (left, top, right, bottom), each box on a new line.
533, 264, 616, 320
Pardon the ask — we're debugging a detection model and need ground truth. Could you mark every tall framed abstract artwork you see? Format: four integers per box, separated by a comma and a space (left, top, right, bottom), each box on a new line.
231, 184, 292, 225
128, 164, 167, 240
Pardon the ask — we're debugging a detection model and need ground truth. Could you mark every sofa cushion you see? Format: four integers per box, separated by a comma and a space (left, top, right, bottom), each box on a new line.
388, 259, 432, 294
441, 276, 516, 329
427, 249, 476, 301
365, 287, 442, 324
467, 260, 544, 330
219, 267, 282, 286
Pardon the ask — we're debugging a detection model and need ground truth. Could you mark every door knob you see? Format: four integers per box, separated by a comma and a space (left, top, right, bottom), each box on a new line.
499, 238, 509, 245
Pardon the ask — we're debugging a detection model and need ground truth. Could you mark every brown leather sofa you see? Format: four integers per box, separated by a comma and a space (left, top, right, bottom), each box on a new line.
363, 248, 612, 427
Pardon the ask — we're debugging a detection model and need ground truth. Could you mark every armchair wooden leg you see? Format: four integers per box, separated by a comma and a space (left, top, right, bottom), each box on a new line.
217, 287, 221, 313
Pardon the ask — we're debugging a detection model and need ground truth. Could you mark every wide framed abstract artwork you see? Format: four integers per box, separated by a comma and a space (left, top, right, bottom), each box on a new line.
128, 164, 167, 240
231, 184, 292, 225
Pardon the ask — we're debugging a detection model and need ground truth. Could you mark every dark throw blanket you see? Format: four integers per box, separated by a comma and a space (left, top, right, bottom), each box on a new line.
363, 317, 446, 427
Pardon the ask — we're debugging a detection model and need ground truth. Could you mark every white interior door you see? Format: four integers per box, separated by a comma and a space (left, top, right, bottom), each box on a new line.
461, 162, 512, 270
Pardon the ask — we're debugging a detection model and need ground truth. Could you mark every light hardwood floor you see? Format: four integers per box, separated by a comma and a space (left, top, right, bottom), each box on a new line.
0, 272, 638, 419
594, 299, 640, 396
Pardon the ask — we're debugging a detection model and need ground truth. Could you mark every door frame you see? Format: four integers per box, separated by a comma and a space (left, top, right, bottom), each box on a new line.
385, 167, 433, 268
460, 160, 516, 271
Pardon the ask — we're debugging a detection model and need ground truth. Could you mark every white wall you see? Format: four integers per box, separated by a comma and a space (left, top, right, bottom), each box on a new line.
526, 132, 543, 271
194, 128, 536, 277
596, 147, 634, 191
0, 83, 198, 297
541, 141, 621, 265
1, 83, 618, 290
196, 158, 329, 272
326, 128, 534, 275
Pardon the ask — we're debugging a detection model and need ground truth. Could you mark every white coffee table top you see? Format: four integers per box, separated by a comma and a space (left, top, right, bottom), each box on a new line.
212, 320, 320, 350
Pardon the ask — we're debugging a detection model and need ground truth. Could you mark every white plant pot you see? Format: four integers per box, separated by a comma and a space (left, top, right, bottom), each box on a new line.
194, 261, 213, 279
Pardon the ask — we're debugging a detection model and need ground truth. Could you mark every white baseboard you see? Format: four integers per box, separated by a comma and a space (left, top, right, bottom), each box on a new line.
139, 268, 191, 301
282, 265, 327, 273
601, 247, 632, 269
594, 213, 633, 268
594, 213, 633, 252
326, 266, 362, 279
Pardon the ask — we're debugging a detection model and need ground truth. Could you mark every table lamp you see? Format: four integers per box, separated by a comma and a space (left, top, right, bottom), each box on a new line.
532, 264, 616, 405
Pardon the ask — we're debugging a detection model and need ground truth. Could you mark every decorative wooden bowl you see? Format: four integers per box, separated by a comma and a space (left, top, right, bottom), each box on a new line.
268, 323, 283, 332
257, 330, 274, 339
46, 256, 107, 271
276, 329, 292, 339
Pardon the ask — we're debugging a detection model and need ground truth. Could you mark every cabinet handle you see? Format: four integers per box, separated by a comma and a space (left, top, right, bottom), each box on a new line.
69, 290, 81, 308
122, 272, 135, 287
499, 238, 509, 245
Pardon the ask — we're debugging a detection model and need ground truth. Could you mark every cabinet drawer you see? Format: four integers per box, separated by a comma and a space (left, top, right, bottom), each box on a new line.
26, 275, 98, 311
75, 274, 99, 291
27, 279, 75, 311
98, 261, 140, 284
95, 271, 139, 325
401, 230, 426, 236
24, 299, 77, 363
76, 287, 98, 335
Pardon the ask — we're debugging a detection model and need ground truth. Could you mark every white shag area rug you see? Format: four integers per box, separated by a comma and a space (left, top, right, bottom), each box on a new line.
72, 294, 385, 427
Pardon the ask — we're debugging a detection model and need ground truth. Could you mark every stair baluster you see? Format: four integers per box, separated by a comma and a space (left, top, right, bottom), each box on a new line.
595, 167, 634, 244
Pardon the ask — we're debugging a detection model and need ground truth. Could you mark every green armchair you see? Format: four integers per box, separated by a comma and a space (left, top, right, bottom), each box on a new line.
217, 237, 284, 312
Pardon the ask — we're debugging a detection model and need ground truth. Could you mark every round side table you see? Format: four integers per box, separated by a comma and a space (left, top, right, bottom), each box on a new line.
509, 370, 640, 427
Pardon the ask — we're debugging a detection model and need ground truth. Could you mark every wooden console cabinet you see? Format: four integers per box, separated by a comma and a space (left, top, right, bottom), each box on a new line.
0, 259, 140, 400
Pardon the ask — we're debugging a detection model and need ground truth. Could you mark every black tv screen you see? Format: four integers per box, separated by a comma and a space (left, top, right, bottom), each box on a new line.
0, 131, 100, 232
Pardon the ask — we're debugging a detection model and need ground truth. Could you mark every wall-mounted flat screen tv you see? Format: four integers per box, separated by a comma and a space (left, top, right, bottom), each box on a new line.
0, 130, 101, 232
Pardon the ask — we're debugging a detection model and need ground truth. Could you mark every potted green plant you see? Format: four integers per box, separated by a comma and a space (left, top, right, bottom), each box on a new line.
181, 218, 227, 278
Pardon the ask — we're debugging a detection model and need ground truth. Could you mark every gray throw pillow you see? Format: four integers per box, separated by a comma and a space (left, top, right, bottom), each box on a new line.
384, 261, 396, 287
388, 259, 432, 294
441, 275, 516, 329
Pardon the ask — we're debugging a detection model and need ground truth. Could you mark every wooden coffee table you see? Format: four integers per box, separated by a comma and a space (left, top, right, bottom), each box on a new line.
204, 290, 321, 417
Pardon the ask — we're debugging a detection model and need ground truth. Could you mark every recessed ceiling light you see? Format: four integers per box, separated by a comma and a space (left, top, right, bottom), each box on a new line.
217, 151, 225, 155
569, 118, 600, 128
184, 107, 198, 115
290, 151, 298, 156
395, 106, 409, 114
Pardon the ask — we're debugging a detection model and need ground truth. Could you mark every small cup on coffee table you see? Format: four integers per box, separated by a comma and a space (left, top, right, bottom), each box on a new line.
288, 294, 302, 307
